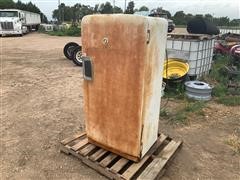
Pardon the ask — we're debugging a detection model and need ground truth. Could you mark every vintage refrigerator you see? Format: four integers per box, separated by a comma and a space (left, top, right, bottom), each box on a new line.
81, 14, 168, 162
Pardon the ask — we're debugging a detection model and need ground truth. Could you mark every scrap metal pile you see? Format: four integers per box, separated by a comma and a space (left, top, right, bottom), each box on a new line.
214, 33, 240, 58
214, 33, 240, 91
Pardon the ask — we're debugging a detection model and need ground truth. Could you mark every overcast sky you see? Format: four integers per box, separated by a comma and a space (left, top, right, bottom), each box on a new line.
14, 0, 240, 20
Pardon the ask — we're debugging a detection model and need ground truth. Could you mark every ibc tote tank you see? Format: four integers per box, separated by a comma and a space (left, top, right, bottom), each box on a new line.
82, 14, 168, 162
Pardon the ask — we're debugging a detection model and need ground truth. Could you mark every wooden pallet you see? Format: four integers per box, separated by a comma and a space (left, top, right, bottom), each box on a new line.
60, 132, 182, 180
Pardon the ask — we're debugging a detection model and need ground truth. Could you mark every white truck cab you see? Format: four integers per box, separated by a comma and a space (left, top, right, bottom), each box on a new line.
0, 9, 41, 36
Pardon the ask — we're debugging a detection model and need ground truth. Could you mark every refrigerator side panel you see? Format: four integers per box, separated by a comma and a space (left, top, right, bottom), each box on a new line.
141, 18, 168, 157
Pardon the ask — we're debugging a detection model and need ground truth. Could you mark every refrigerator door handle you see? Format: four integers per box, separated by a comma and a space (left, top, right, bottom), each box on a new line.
82, 56, 93, 81
147, 29, 151, 44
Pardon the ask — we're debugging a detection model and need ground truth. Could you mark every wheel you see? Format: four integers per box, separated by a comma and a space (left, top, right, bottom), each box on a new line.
72, 46, 83, 66
63, 42, 79, 60
35, 25, 39, 31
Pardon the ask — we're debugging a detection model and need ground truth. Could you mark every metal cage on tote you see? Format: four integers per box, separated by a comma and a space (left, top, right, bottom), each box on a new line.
166, 34, 215, 78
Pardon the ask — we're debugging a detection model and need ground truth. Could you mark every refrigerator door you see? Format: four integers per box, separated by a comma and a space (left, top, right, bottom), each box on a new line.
82, 14, 167, 161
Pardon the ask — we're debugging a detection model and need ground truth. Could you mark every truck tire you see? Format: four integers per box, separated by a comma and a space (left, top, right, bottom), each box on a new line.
72, 46, 83, 66
36, 25, 40, 31
63, 42, 79, 60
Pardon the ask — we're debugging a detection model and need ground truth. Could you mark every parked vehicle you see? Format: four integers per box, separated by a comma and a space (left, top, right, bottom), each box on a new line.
134, 10, 175, 33
148, 10, 175, 33
0, 9, 41, 36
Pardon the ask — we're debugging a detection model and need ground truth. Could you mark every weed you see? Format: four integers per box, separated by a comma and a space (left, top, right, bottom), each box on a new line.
217, 96, 240, 106
184, 101, 205, 112
160, 109, 169, 117
167, 100, 206, 124
212, 84, 228, 97
207, 55, 240, 104
164, 83, 185, 99
208, 55, 230, 97
171, 112, 187, 124
196, 110, 205, 116
226, 134, 240, 153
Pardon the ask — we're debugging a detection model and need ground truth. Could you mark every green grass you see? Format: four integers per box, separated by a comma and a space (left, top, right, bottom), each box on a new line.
38, 25, 81, 37
164, 83, 185, 99
160, 109, 169, 117
212, 84, 228, 97
166, 100, 206, 124
171, 112, 187, 124
47, 26, 81, 37
217, 96, 240, 106
209, 55, 229, 85
208, 55, 240, 106
185, 101, 205, 112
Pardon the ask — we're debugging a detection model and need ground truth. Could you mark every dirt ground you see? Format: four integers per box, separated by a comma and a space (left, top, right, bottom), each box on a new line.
172, 27, 187, 33
1, 33, 240, 180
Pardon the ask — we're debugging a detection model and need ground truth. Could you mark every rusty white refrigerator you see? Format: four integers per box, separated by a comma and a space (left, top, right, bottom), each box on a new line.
81, 14, 168, 162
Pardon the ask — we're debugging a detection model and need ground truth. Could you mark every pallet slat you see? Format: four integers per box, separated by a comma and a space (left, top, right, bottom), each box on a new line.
89, 148, 107, 161
137, 141, 182, 180
79, 144, 96, 156
100, 153, 118, 167
110, 158, 129, 173
121, 134, 167, 179
60, 132, 86, 145
71, 138, 88, 151
82, 158, 122, 180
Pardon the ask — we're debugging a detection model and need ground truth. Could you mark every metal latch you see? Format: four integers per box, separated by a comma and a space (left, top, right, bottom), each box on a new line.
82, 56, 93, 81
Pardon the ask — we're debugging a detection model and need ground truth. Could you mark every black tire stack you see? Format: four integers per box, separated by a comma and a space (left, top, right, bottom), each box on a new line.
63, 42, 83, 66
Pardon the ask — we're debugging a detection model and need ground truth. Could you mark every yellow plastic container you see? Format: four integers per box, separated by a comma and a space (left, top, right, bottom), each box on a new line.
163, 59, 189, 80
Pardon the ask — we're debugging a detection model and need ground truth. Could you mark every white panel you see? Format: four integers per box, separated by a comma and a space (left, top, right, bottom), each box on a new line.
141, 18, 168, 157
197, 59, 202, 66
190, 41, 199, 51
189, 68, 196, 75
166, 40, 172, 49
173, 40, 182, 50
189, 61, 196, 67
167, 49, 189, 60
182, 41, 191, 51
189, 51, 198, 60
196, 67, 201, 74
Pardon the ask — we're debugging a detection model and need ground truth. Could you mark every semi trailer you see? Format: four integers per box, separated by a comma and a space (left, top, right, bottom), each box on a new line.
0, 9, 41, 36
